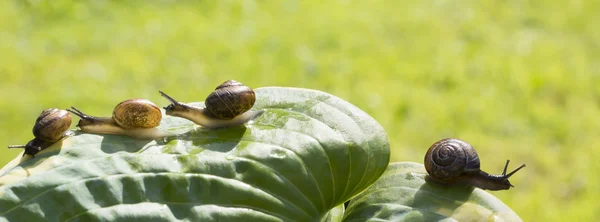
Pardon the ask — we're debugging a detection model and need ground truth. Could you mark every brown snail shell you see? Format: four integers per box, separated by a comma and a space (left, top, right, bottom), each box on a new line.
9, 108, 72, 157
33, 108, 73, 142
112, 99, 162, 129
424, 138, 480, 182
205, 80, 256, 120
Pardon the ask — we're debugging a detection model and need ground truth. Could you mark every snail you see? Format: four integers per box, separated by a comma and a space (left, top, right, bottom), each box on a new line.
8, 108, 72, 157
159, 80, 265, 129
67, 99, 172, 139
424, 138, 526, 191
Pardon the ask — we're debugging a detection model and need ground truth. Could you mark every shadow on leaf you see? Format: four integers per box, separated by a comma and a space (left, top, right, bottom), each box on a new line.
410, 176, 474, 220
155, 126, 248, 154
99, 135, 155, 154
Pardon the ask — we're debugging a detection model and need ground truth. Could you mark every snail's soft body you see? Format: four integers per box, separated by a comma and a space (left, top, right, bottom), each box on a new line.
161, 105, 264, 129
160, 80, 264, 129
72, 114, 168, 139
8, 108, 72, 157
68, 99, 172, 139
424, 138, 526, 191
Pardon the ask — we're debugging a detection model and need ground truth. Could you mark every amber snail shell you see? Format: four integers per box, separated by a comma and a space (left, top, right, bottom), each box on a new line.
9, 108, 72, 157
111, 99, 162, 129
159, 80, 264, 129
424, 138, 526, 191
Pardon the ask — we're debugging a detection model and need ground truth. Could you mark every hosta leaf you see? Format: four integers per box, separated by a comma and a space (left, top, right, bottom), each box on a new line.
343, 162, 521, 222
0, 87, 390, 222
321, 204, 345, 222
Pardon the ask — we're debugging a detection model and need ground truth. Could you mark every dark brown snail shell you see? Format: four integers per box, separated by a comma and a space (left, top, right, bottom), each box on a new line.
9, 108, 72, 157
204, 80, 256, 120
425, 138, 481, 182
33, 108, 72, 142
424, 138, 526, 191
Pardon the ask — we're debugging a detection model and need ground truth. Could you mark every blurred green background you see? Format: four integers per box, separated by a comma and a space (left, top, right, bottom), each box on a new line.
1, 0, 598, 221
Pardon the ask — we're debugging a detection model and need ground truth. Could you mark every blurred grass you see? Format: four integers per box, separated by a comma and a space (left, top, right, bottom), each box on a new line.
1, 0, 599, 221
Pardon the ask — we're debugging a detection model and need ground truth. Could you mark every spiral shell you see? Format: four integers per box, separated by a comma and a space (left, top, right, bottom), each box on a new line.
424, 138, 481, 182
32, 108, 72, 142
205, 80, 256, 119
112, 99, 162, 129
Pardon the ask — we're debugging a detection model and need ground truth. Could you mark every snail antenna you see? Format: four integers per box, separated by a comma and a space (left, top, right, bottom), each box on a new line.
505, 164, 526, 178
502, 160, 510, 175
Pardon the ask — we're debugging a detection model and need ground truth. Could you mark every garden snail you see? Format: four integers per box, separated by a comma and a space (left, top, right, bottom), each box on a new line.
67, 99, 172, 139
8, 108, 72, 157
424, 138, 526, 191
159, 80, 265, 129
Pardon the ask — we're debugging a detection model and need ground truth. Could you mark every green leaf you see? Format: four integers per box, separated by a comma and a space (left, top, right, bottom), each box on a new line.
0, 87, 390, 221
321, 203, 345, 222
343, 162, 522, 222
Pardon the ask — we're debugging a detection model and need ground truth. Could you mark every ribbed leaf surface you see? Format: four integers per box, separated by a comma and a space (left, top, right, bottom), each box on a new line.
343, 162, 521, 222
0, 87, 390, 222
